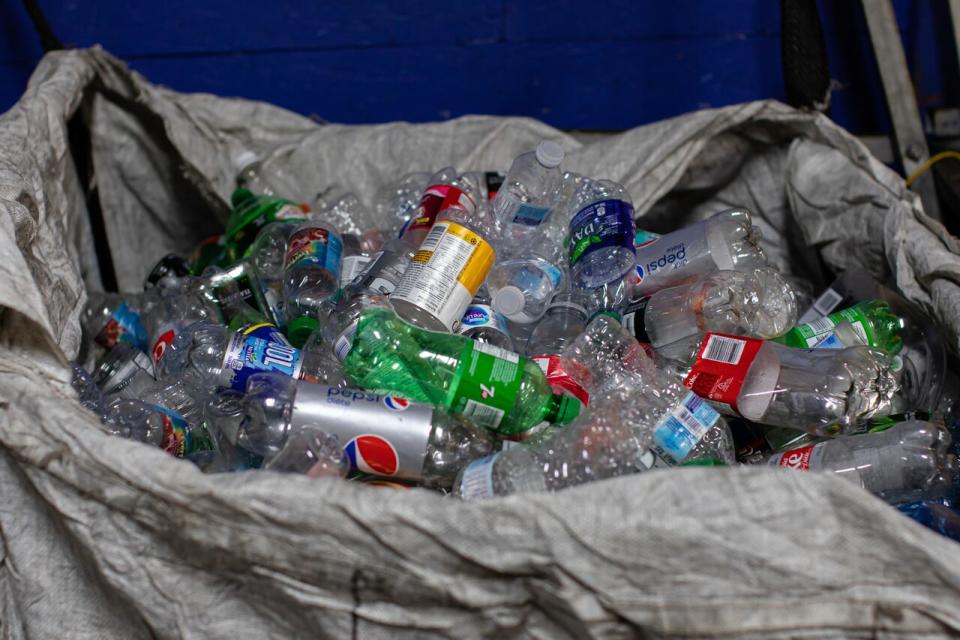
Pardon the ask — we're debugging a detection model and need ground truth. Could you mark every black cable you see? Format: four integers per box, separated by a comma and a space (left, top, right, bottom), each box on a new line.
20, 0, 64, 52
781, 0, 831, 111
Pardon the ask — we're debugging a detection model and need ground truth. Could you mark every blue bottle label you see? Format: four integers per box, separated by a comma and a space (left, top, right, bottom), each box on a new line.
95, 302, 148, 352
568, 199, 636, 266
459, 304, 510, 335
284, 227, 343, 280
221, 324, 303, 391
651, 392, 720, 465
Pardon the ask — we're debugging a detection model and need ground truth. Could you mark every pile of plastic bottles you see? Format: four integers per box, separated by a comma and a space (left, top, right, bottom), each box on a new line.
72, 141, 960, 536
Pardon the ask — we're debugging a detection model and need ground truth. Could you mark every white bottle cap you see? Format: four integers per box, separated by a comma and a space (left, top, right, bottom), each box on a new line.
535, 141, 564, 168
492, 286, 526, 317
232, 150, 259, 172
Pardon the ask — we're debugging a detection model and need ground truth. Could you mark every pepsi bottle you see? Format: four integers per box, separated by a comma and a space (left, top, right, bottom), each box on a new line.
234, 372, 495, 490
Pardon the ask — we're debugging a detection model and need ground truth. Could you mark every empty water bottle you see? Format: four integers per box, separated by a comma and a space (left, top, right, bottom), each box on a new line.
493, 141, 565, 246
633, 208, 765, 297
235, 372, 495, 489
765, 420, 956, 505
458, 288, 514, 351
71, 363, 103, 414
233, 150, 301, 200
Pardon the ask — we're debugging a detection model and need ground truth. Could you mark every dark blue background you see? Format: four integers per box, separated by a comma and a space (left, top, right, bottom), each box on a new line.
1, 1, 957, 134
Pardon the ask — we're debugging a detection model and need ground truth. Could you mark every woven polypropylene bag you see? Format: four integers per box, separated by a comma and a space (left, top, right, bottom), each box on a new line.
3, 48, 960, 639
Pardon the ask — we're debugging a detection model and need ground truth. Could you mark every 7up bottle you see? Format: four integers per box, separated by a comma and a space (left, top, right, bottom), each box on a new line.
773, 300, 904, 357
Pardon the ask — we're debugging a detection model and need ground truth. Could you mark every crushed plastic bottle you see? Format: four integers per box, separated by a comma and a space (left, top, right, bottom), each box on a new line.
525, 293, 591, 406
235, 372, 494, 489
81, 291, 148, 364
765, 420, 957, 505
625, 267, 797, 348
71, 363, 104, 414
633, 208, 765, 297
102, 397, 215, 461
263, 426, 348, 478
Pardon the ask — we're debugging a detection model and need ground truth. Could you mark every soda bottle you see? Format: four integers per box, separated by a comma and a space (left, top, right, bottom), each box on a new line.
309, 292, 393, 364
282, 219, 344, 346
342, 307, 582, 434
773, 300, 903, 354
139, 275, 221, 366
525, 293, 591, 406
565, 178, 637, 314
454, 386, 651, 499
633, 208, 765, 297
665, 332, 899, 436
202, 390, 264, 471
561, 315, 734, 466
160, 320, 347, 394
102, 397, 216, 461
493, 141, 565, 247
80, 291, 148, 364
234, 372, 495, 490
240, 220, 304, 328
458, 288, 514, 351
624, 267, 797, 348
765, 420, 957, 505
313, 191, 383, 245
391, 196, 498, 333
263, 426, 348, 478
486, 211, 568, 325
398, 168, 479, 249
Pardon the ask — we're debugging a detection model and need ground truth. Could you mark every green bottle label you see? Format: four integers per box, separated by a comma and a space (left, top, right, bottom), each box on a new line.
446, 341, 524, 430
783, 306, 874, 348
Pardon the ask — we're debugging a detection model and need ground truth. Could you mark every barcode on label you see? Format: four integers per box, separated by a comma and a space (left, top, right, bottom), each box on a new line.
463, 399, 505, 428
458, 454, 498, 499
702, 335, 745, 364
474, 341, 519, 364
419, 223, 447, 252
813, 289, 843, 315
806, 316, 836, 335
850, 320, 868, 343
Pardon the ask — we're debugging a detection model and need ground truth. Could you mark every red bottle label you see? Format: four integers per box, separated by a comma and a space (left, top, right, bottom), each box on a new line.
683, 333, 763, 415
531, 355, 590, 407
404, 185, 474, 235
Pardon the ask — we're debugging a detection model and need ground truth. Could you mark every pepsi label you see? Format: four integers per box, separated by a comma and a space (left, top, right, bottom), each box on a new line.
290, 383, 434, 481
633, 220, 714, 296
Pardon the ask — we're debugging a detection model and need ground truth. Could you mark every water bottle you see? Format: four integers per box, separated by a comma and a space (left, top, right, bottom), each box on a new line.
339, 232, 375, 290
493, 141, 565, 247
458, 288, 514, 351
374, 172, 431, 236
71, 363, 104, 414
282, 219, 344, 346
263, 426, 348, 478
139, 275, 221, 366
391, 195, 498, 333
160, 321, 347, 394
561, 315, 735, 466
565, 178, 637, 313
234, 372, 495, 490
202, 390, 264, 471
525, 293, 590, 406
765, 420, 957, 505
102, 397, 215, 461
342, 307, 582, 434
665, 332, 900, 436
487, 212, 568, 325
633, 208, 765, 297
625, 267, 797, 348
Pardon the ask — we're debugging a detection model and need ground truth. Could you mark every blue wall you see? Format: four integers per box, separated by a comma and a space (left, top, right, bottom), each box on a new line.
1, 0, 957, 135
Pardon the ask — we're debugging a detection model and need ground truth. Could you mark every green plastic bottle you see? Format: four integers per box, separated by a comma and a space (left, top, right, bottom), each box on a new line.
342, 307, 581, 435
223, 188, 305, 264
773, 300, 903, 355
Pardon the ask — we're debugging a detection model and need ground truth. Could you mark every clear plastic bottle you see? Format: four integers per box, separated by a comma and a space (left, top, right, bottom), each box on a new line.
80, 291, 148, 364
457, 288, 514, 351
102, 397, 216, 461
627, 267, 797, 348
493, 141, 565, 247
374, 172, 431, 236
263, 426, 348, 478
634, 208, 765, 297
282, 219, 344, 346
525, 293, 590, 406
235, 372, 495, 490
138, 275, 221, 367
664, 332, 900, 436
765, 420, 957, 505
202, 390, 264, 472
560, 315, 735, 466
160, 321, 347, 394
487, 211, 568, 325
233, 150, 301, 201
243, 220, 303, 327
143, 254, 192, 289
398, 168, 479, 249
391, 197, 498, 332
71, 363, 104, 415
565, 178, 637, 314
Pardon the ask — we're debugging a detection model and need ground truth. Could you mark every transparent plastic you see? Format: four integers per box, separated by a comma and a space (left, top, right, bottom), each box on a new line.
263, 426, 348, 478
138, 274, 222, 366
525, 293, 588, 357
457, 288, 514, 351
765, 420, 957, 505
493, 141, 565, 248
71, 363, 103, 415
233, 152, 302, 201
634, 208, 766, 297
642, 267, 797, 347
282, 219, 344, 327
374, 172, 431, 236
565, 177, 637, 314
80, 291, 147, 365
660, 334, 900, 436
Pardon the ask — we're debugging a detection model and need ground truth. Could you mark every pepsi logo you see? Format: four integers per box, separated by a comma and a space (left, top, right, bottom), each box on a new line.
634, 263, 645, 285
383, 396, 410, 411
152, 329, 175, 364
344, 435, 399, 476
